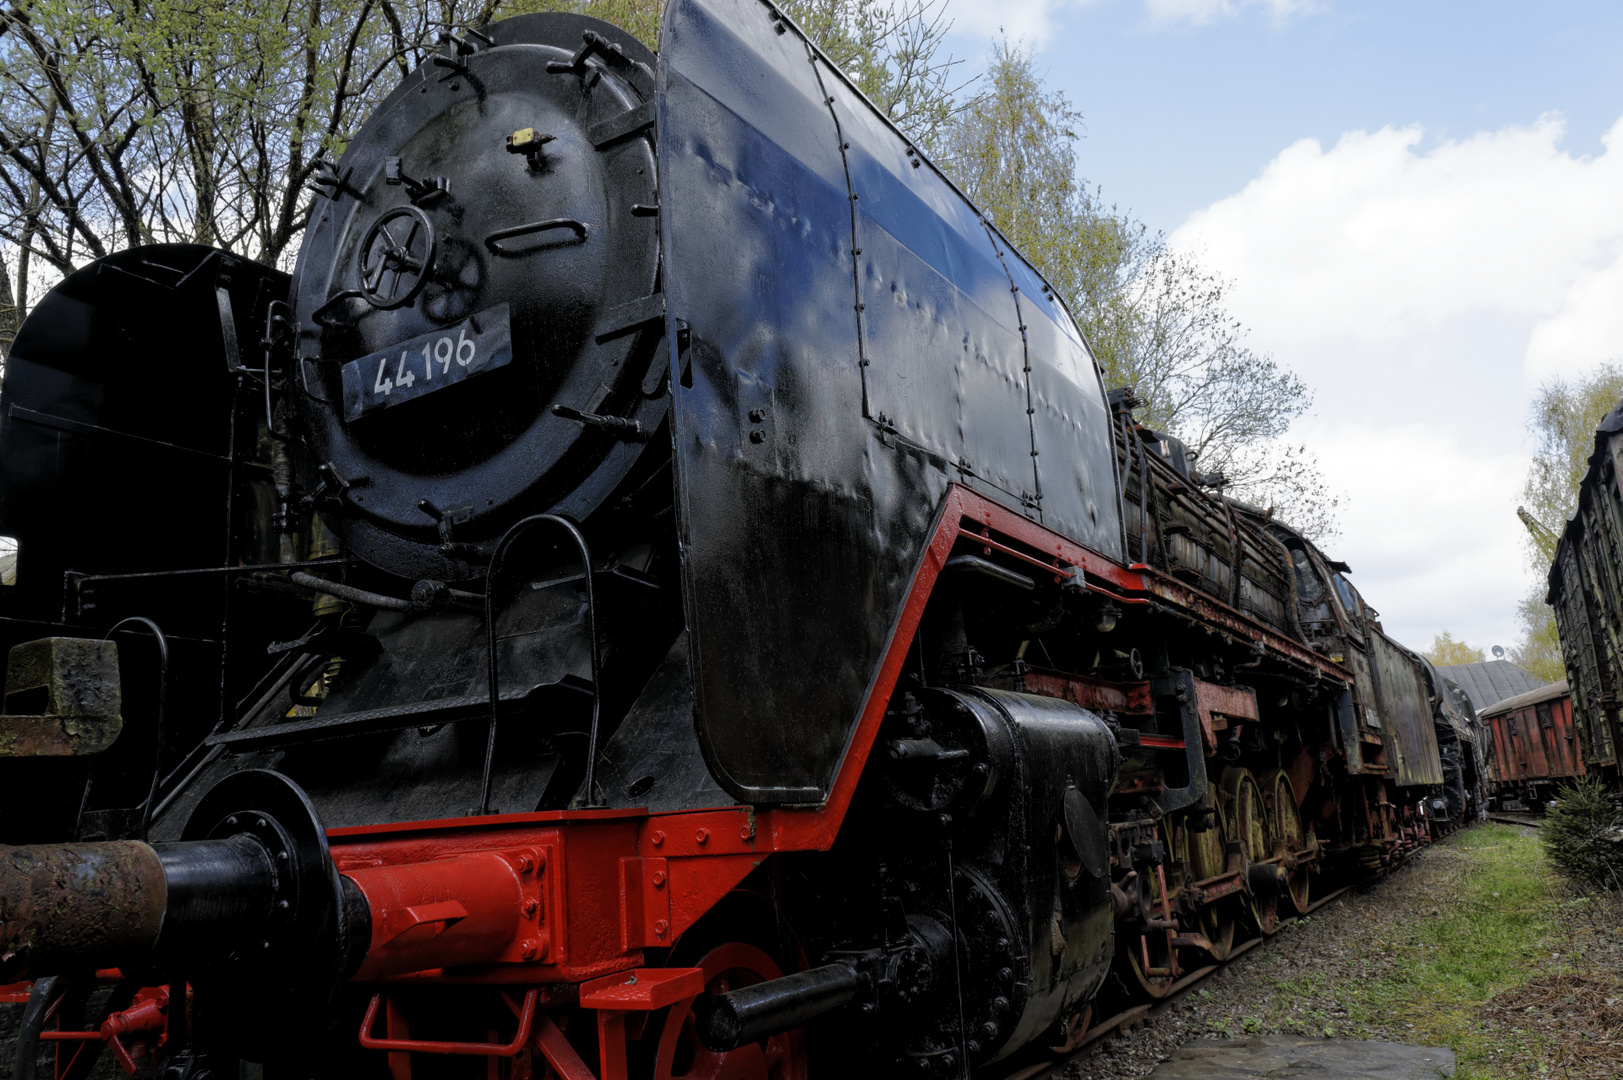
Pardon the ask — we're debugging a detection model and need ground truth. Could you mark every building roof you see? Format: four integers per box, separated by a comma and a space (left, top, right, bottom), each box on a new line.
1435, 660, 1547, 714
1477, 678, 1569, 719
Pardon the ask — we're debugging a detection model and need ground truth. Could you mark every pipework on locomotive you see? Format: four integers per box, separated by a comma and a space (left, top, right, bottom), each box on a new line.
0, 3, 1488, 1078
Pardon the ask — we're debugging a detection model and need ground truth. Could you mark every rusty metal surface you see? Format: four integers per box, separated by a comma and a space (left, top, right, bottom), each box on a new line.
1487, 689, 1585, 787
1136, 567, 1352, 684
0, 713, 119, 757
0, 637, 123, 757
1193, 679, 1260, 756
1022, 671, 1153, 715
1366, 629, 1444, 788
1112, 414, 1295, 637
0, 842, 166, 980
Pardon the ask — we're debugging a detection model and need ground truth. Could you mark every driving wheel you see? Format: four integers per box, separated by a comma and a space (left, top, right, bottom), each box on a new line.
650, 942, 810, 1080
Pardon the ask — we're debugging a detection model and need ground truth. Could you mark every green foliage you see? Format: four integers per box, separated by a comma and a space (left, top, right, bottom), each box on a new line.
498, 0, 664, 48
1510, 590, 1565, 684
0, 0, 967, 321
1267, 826, 1561, 1078
1514, 364, 1623, 681
0, 0, 470, 279
1543, 775, 1623, 893
1520, 363, 1623, 571
938, 43, 1090, 300
1423, 630, 1486, 666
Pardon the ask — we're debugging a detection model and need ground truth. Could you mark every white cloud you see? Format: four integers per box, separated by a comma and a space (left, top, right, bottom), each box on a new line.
1173, 114, 1623, 379
1145, 0, 1315, 27
946, 0, 1315, 43
1168, 113, 1623, 652
1526, 249, 1623, 379
1300, 419, 1531, 652
945, 0, 1083, 47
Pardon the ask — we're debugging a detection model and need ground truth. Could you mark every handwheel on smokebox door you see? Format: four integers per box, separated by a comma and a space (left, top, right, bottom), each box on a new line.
1123, 818, 1180, 999
647, 942, 810, 1080
1263, 769, 1312, 916
1220, 767, 1277, 936
1183, 798, 1236, 961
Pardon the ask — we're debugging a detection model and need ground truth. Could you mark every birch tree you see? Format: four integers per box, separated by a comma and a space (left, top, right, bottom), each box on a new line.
939, 44, 1338, 538
1513, 364, 1623, 683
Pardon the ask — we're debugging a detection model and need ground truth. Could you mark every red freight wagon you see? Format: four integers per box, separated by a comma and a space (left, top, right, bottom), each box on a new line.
1480, 679, 1584, 810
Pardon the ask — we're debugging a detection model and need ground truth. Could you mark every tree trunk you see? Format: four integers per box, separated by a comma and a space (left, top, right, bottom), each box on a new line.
0, 251, 18, 371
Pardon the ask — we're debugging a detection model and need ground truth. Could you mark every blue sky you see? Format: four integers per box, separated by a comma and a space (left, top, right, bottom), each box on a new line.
969, 0, 1623, 233
941, 0, 1623, 656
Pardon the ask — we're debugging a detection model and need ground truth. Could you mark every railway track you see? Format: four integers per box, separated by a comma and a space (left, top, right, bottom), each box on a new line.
997, 817, 1497, 1080
993, 884, 1358, 1080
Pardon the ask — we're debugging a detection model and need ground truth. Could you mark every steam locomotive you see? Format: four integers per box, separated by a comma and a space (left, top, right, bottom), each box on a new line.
0, 2, 1485, 1078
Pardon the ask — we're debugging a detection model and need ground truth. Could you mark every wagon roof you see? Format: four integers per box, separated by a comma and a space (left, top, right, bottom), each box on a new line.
1436, 659, 1546, 713
1477, 678, 1570, 719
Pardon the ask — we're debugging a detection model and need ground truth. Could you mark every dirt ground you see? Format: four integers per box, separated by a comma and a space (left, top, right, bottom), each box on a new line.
1052, 822, 1623, 1080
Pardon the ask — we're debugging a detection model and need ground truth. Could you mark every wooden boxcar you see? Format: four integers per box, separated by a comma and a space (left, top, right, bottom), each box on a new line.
1480, 680, 1583, 809
1548, 404, 1623, 791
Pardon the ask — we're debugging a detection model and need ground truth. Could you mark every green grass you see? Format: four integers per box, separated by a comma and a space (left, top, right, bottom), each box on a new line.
1270, 825, 1563, 1079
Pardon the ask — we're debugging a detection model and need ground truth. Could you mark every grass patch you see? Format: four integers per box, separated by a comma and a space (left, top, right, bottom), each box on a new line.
1271, 825, 1565, 1078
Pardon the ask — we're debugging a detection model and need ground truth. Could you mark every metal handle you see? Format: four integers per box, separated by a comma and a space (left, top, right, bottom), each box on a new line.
310, 289, 366, 327
484, 219, 588, 255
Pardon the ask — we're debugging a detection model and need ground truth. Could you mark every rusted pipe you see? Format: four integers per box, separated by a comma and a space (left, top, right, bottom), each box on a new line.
1, 835, 283, 981
0, 842, 167, 981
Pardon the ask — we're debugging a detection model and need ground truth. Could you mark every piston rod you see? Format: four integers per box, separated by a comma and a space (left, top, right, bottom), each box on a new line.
692, 962, 866, 1052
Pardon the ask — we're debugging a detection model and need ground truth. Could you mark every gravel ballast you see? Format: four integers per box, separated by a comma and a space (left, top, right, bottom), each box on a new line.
1040, 821, 1623, 1080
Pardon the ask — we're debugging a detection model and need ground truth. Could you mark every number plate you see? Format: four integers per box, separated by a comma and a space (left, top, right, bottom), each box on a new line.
340, 304, 513, 422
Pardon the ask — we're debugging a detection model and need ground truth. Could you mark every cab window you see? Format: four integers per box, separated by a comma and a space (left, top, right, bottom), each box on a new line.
1333, 574, 1360, 619
1289, 546, 1324, 602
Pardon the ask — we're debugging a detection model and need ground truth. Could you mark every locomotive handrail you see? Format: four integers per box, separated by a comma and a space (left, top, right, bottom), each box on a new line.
69, 617, 170, 844
480, 514, 602, 815
288, 570, 412, 612
956, 527, 1075, 585
107, 618, 170, 843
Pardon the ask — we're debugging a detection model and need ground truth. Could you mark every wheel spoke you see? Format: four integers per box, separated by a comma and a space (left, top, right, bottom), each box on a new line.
1186, 798, 1235, 960
1267, 770, 1311, 915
